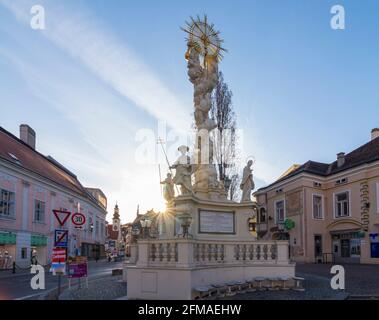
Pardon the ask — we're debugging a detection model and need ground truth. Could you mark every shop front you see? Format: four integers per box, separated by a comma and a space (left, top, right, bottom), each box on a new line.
31, 234, 48, 265
331, 230, 364, 264
81, 242, 105, 260
0, 232, 16, 269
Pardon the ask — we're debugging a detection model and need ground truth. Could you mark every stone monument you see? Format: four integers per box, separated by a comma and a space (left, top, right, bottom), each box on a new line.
125, 15, 295, 300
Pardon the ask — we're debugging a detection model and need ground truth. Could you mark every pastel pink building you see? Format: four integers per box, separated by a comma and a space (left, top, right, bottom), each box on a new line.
0, 125, 107, 268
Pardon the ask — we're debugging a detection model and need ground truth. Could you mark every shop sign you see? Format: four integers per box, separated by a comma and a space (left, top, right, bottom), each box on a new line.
0, 232, 16, 245
31, 234, 47, 246
68, 263, 87, 278
370, 233, 379, 243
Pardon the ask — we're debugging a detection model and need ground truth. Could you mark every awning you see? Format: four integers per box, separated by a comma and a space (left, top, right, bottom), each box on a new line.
0, 232, 16, 245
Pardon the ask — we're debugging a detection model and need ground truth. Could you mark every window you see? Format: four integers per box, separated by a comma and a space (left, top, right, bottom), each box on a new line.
313, 195, 323, 219
88, 216, 93, 232
34, 200, 45, 222
275, 200, 285, 223
259, 208, 266, 223
335, 191, 350, 218
21, 248, 27, 259
96, 221, 99, 235
100, 222, 104, 237
0, 189, 15, 217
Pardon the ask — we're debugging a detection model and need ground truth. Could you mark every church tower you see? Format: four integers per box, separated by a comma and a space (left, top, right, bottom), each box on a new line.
112, 203, 121, 236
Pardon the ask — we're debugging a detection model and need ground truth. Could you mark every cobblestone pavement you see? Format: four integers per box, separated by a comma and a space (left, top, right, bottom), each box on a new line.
57, 263, 379, 300
223, 263, 379, 300
296, 263, 379, 297
59, 275, 127, 300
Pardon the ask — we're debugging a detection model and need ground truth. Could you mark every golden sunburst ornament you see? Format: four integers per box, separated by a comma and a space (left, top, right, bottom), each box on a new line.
181, 15, 227, 67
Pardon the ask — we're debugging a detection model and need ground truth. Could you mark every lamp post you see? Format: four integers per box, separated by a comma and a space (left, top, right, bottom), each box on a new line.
177, 213, 192, 238
140, 218, 152, 239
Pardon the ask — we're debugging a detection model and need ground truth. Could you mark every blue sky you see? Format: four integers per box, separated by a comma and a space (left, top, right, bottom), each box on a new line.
1, 0, 379, 222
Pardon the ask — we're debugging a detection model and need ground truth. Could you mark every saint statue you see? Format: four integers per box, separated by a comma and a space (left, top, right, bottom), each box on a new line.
170, 145, 193, 195
160, 173, 175, 203
240, 160, 255, 202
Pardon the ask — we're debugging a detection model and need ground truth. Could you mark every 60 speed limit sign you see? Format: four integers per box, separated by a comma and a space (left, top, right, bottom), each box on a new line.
71, 213, 86, 226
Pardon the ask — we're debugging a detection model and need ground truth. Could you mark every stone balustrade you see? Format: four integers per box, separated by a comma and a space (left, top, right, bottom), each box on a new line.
133, 239, 290, 268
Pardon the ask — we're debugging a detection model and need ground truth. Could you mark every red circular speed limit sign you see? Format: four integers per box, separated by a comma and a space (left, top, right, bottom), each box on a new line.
71, 213, 86, 226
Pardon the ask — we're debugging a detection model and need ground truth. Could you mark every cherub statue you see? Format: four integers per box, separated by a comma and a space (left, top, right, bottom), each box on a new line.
240, 160, 255, 202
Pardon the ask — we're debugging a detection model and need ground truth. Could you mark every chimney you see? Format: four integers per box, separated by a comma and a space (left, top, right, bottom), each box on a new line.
337, 152, 345, 167
371, 128, 379, 141
19, 124, 36, 149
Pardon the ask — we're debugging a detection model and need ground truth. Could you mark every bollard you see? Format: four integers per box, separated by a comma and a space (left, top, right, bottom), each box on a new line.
12, 261, 16, 274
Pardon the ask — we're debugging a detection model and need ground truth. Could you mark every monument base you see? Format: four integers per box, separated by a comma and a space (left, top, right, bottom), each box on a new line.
125, 239, 295, 300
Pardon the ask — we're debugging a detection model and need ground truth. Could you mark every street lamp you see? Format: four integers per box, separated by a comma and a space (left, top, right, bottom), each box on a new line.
177, 212, 192, 238
140, 218, 152, 238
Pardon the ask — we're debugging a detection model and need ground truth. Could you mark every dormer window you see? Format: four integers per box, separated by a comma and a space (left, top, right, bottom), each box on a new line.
336, 178, 348, 185
7, 153, 21, 165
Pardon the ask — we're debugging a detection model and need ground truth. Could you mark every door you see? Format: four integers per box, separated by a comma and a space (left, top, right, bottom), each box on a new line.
341, 239, 350, 258
314, 235, 323, 262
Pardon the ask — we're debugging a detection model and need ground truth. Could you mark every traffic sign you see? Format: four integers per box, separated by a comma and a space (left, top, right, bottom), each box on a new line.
54, 229, 68, 247
71, 213, 86, 226
53, 210, 71, 226
52, 247, 66, 263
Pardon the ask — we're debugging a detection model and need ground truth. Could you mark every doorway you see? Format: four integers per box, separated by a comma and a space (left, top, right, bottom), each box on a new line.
314, 235, 323, 263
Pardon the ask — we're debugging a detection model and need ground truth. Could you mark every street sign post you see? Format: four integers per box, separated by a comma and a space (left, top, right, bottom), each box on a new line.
53, 210, 71, 226
68, 256, 88, 289
71, 213, 86, 227
51, 247, 66, 274
54, 229, 68, 247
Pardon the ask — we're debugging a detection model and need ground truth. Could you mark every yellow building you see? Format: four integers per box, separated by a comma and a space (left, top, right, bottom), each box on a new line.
254, 129, 379, 264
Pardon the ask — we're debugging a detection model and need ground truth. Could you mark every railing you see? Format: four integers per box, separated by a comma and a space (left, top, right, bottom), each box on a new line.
133, 239, 289, 268
234, 243, 277, 262
149, 242, 178, 265
193, 243, 225, 264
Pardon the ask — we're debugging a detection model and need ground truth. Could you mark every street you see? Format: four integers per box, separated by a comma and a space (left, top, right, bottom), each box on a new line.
0, 260, 123, 300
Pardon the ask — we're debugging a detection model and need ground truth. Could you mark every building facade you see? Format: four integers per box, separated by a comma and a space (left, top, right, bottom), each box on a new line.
0, 125, 107, 268
254, 129, 379, 265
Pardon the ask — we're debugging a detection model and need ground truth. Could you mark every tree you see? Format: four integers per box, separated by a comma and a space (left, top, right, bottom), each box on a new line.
210, 71, 240, 200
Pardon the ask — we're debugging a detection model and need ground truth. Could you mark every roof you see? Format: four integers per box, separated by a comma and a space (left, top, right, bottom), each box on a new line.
0, 126, 106, 211
107, 224, 119, 240
256, 136, 379, 192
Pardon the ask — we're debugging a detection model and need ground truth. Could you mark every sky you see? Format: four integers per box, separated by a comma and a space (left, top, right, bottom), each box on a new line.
1, 0, 379, 223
